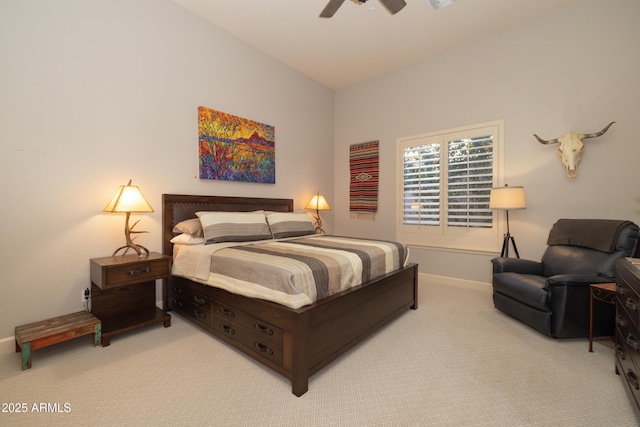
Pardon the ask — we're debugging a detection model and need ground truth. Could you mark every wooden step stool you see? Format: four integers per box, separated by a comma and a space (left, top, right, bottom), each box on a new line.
15, 311, 101, 370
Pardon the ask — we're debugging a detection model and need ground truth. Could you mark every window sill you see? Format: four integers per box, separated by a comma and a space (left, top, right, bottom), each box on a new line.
405, 243, 500, 257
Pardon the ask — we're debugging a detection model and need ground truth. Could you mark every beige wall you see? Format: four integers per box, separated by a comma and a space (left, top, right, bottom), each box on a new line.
333, 0, 640, 283
0, 0, 334, 345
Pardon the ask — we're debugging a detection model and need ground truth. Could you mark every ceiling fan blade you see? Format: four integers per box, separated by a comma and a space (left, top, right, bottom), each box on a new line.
320, 0, 346, 18
380, 0, 407, 15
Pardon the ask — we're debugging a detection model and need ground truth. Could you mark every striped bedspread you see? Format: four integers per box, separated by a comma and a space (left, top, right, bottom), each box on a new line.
172, 235, 409, 309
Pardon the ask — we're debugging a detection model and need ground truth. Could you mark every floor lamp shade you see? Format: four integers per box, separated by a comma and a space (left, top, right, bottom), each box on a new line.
490, 185, 526, 258
489, 186, 526, 210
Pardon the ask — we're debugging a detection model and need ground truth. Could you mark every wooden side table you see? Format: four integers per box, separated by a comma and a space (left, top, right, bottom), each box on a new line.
589, 282, 617, 352
90, 252, 171, 346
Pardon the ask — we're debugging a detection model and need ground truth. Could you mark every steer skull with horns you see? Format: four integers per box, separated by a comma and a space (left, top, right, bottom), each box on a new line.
534, 122, 615, 178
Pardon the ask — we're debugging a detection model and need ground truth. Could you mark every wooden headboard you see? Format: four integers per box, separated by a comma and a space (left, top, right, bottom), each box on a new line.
161, 194, 294, 258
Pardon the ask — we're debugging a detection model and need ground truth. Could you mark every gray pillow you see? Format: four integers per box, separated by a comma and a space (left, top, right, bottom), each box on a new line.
267, 212, 316, 239
196, 211, 272, 244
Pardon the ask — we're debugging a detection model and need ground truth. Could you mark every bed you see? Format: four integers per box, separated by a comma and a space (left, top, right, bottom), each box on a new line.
162, 194, 418, 396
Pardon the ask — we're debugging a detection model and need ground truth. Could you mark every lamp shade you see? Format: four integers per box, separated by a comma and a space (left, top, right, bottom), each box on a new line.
489, 186, 526, 210
103, 180, 154, 213
305, 193, 331, 211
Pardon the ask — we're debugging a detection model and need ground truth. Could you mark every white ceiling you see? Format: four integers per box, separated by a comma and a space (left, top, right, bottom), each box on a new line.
172, 0, 579, 90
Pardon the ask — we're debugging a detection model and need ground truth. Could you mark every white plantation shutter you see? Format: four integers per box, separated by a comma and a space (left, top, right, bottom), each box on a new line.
446, 135, 493, 228
397, 121, 503, 252
402, 143, 440, 226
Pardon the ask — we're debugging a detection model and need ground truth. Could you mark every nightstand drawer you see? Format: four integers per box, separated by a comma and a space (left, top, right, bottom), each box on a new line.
91, 253, 171, 289
104, 259, 170, 287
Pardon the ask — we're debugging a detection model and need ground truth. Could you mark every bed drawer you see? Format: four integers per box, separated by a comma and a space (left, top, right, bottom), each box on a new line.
213, 302, 283, 366
171, 296, 212, 327
173, 291, 211, 310
213, 302, 283, 344
214, 318, 283, 366
169, 281, 212, 327
170, 281, 211, 306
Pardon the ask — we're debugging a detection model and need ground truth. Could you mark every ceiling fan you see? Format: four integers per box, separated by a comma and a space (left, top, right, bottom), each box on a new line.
320, 0, 407, 18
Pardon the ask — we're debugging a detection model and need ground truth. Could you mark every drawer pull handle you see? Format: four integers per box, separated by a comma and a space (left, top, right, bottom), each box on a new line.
254, 323, 274, 335
220, 324, 235, 335
172, 299, 183, 308
193, 296, 206, 305
616, 316, 627, 327
127, 268, 151, 276
172, 287, 183, 294
219, 307, 235, 318
193, 310, 206, 320
616, 345, 626, 360
254, 342, 273, 355
617, 285, 626, 296
625, 298, 637, 312
626, 335, 639, 351
627, 370, 640, 390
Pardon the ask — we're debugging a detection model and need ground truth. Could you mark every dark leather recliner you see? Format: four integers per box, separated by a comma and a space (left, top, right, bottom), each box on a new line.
491, 219, 639, 338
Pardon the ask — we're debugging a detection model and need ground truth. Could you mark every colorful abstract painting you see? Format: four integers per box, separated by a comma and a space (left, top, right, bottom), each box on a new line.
198, 106, 275, 183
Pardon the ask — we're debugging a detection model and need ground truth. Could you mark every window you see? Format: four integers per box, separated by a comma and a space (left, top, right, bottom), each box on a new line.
396, 120, 504, 252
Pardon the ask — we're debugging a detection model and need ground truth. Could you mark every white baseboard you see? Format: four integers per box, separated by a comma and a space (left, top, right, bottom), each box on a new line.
0, 336, 15, 355
419, 271, 491, 290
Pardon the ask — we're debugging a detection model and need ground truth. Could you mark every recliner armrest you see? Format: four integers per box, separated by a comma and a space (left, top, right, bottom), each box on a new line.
545, 274, 613, 288
491, 257, 544, 275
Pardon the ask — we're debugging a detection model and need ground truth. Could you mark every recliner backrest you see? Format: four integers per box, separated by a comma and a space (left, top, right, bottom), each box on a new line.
541, 220, 639, 278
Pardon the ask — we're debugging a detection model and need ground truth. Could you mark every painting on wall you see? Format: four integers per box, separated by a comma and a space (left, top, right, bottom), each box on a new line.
198, 106, 275, 183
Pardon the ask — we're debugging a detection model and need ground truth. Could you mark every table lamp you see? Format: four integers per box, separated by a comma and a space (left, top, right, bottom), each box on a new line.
490, 184, 526, 258
103, 179, 154, 257
305, 192, 331, 234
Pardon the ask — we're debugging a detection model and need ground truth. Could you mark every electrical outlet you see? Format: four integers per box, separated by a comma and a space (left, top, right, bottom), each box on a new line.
82, 288, 90, 303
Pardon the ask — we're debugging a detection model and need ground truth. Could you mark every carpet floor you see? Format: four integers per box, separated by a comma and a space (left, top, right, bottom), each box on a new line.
0, 278, 637, 426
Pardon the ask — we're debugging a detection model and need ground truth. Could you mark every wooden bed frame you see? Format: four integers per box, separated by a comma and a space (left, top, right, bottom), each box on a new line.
162, 194, 418, 396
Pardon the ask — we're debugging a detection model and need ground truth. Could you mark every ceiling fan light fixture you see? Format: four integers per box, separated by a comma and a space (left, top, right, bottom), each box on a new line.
426, 0, 456, 11
320, 0, 406, 18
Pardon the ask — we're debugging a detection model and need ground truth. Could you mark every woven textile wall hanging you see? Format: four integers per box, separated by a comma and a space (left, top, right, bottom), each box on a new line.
349, 140, 379, 217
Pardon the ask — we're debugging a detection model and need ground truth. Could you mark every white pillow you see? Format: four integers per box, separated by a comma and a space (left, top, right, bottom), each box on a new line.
170, 233, 205, 245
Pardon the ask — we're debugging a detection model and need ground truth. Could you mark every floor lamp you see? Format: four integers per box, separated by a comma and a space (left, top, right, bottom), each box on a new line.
490, 185, 526, 258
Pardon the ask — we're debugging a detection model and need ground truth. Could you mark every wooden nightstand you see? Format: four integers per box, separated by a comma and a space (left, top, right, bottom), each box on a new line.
90, 252, 171, 346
